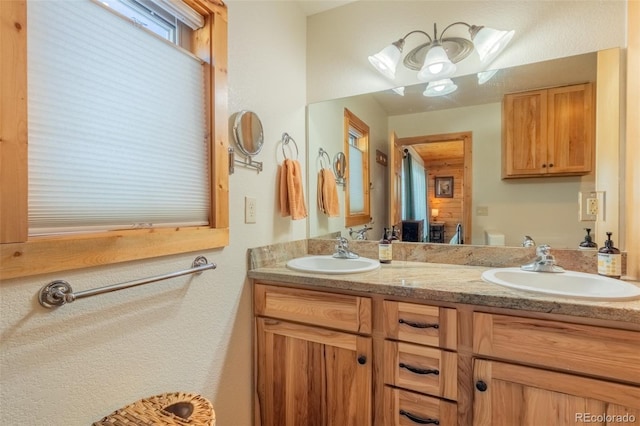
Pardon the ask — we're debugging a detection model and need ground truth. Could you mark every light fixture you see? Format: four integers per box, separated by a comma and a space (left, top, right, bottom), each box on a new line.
368, 23, 514, 81
391, 86, 405, 96
431, 208, 439, 221
477, 69, 499, 85
423, 78, 457, 97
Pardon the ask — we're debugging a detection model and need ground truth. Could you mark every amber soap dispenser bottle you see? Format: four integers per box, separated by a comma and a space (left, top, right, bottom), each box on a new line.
379, 228, 392, 264
598, 232, 621, 278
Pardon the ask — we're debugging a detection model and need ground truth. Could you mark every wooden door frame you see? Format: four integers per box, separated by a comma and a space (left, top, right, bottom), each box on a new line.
394, 131, 472, 244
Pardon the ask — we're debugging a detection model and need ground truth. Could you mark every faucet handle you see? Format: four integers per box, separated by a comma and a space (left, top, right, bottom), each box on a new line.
337, 236, 348, 246
536, 244, 551, 256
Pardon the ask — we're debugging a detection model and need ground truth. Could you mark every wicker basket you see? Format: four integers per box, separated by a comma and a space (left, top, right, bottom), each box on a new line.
93, 391, 215, 426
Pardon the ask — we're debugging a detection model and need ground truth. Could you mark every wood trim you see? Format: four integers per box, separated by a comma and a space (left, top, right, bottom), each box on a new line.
0, 2, 229, 279
397, 132, 472, 244
1, 227, 228, 279
0, 1, 28, 244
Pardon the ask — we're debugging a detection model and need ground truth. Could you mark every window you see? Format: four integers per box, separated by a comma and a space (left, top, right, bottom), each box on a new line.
104, 0, 179, 42
0, 0, 229, 279
344, 109, 370, 227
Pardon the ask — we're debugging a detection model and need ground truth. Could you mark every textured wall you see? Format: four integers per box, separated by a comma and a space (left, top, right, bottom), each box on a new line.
0, 1, 307, 425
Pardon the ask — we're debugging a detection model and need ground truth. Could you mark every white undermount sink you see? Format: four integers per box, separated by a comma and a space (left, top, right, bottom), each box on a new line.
286, 255, 380, 275
482, 267, 640, 301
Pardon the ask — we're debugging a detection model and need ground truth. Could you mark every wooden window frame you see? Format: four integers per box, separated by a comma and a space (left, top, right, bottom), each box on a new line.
0, 0, 229, 280
343, 108, 371, 228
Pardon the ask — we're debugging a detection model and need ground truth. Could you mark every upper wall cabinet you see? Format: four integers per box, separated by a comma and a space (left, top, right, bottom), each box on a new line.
502, 83, 595, 178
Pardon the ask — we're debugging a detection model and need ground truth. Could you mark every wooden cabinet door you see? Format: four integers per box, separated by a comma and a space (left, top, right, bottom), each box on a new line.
547, 83, 594, 174
502, 89, 548, 177
256, 318, 372, 426
473, 359, 640, 426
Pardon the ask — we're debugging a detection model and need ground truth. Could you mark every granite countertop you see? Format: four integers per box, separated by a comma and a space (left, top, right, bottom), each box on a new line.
248, 259, 640, 325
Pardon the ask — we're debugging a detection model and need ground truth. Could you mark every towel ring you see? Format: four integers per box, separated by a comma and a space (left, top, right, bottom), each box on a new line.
281, 132, 299, 160
318, 148, 331, 169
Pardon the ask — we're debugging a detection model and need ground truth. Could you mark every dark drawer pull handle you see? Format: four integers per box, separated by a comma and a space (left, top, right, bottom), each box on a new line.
398, 319, 439, 329
475, 380, 488, 392
399, 410, 439, 425
357, 355, 367, 365
399, 363, 440, 376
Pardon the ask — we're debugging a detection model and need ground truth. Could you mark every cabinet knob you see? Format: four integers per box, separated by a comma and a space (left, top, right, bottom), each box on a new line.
549, 163, 554, 168
542, 164, 547, 168
475, 380, 488, 392
357, 355, 367, 365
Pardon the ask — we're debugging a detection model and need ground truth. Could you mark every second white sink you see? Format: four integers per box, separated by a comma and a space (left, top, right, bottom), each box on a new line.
482, 267, 640, 301
286, 255, 380, 275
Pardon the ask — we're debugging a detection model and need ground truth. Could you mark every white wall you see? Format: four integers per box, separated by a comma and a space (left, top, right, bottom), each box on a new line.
307, 96, 389, 239
389, 103, 594, 248
307, 0, 626, 103
0, 1, 307, 425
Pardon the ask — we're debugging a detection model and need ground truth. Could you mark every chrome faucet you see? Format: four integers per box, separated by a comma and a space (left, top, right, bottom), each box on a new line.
333, 236, 359, 259
522, 235, 536, 247
349, 225, 373, 240
521, 244, 565, 273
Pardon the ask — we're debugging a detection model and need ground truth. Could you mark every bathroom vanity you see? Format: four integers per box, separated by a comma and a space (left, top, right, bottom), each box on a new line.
249, 242, 640, 426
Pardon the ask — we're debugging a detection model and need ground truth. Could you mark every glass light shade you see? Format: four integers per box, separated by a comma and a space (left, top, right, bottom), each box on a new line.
417, 44, 456, 81
471, 27, 515, 64
368, 44, 402, 80
423, 78, 458, 97
391, 86, 405, 96
477, 69, 499, 85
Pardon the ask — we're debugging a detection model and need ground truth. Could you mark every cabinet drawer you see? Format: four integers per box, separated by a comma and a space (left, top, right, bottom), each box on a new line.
384, 301, 457, 350
383, 386, 456, 426
384, 341, 457, 400
473, 312, 640, 384
254, 283, 371, 334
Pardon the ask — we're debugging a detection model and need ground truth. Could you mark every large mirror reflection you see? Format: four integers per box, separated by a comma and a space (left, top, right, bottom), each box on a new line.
308, 51, 604, 248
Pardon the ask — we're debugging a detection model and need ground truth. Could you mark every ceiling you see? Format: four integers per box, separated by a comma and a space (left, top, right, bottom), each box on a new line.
296, 0, 357, 16
370, 52, 597, 116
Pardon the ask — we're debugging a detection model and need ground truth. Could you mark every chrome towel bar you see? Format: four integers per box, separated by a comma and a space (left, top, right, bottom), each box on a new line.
38, 256, 216, 309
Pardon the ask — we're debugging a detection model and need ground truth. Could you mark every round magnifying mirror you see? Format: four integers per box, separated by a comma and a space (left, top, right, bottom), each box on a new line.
233, 110, 264, 157
333, 152, 346, 180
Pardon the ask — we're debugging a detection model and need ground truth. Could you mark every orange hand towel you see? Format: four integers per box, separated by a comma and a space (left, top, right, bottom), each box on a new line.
285, 159, 307, 220
277, 164, 290, 217
317, 169, 325, 213
321, 168, 340, 217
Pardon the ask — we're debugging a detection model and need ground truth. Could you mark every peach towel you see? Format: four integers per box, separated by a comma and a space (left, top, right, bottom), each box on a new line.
318, 168, 340, 217
278, 159, 307, 220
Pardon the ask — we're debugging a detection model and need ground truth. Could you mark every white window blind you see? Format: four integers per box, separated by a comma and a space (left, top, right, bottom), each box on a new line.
27, 0, 209, 235
348, 144, 365, 213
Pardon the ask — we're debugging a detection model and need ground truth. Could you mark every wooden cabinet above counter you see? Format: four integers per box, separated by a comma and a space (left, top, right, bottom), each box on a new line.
502, 83, 595, 178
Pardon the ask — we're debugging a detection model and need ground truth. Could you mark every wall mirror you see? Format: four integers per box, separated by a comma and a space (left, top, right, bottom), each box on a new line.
307, 51, 611, 248
233, 110, 264, 157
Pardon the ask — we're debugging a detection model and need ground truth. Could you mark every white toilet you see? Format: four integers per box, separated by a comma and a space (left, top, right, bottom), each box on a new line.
484, 230, 506, 246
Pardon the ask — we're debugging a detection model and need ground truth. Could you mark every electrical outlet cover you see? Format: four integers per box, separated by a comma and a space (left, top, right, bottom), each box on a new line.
245, 197, 257, 224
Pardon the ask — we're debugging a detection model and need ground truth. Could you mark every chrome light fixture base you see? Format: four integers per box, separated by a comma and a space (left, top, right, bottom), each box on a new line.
403, 37, 474, 71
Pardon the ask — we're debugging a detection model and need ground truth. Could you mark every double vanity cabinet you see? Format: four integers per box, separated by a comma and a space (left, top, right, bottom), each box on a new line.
253, 277, 640, 426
